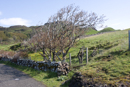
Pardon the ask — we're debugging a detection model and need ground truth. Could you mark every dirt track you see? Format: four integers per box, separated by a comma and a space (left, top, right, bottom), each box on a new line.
0, 63, 46, 87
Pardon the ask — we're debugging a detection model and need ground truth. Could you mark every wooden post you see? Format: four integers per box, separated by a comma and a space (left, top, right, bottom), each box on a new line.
69, 53, 71, 70
86, 47, 88, 64
128, 30, 130, 50
81, 49, 83, 63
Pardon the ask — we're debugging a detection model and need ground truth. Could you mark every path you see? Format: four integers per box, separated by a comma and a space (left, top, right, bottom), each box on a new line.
0, 63, 46, 87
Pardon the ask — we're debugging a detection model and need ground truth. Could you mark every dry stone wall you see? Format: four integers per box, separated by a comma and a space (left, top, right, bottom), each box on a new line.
0, 56, 69, 76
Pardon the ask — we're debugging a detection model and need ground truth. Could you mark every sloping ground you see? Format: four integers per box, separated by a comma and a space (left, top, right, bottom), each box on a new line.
0, 25, 32, 42
0, 29, 130, 87
85, 28, 98, 35
70, 30, 130, 86
0, 63, 46, 87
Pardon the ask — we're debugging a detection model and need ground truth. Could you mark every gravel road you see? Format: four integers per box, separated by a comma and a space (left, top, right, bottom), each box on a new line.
0, 63, 46, 87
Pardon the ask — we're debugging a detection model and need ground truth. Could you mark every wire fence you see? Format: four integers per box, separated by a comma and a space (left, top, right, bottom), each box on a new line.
0, 30, 129, 70
67, 36, 129, 70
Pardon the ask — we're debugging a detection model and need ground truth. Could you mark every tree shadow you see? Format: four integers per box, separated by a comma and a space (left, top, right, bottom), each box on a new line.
110, 50, 124, 55
60, 79, 71, 87
109, 49, 130, 57
95, 50, 130, 61
43, 71, 57, 79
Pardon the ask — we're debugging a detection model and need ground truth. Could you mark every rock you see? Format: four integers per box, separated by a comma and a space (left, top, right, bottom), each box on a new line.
69, 72, 113, 87
0, 56, 2, 60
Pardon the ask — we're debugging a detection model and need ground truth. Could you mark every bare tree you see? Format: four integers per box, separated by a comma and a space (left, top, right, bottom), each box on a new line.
28, 5, 106, 62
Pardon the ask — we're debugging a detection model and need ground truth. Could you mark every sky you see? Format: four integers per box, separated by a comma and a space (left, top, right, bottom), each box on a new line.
0, 0, 130, 30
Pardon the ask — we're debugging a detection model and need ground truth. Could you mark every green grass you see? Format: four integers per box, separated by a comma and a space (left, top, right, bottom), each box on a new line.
0, 25, 32, 42
99, 27, 115, 33
28, 52, 43, 61
1, 29, 130, 86
75, 30, 130, 85
85, 28, 98, 35
4, 26, 32, 35
0, 44, 16, 51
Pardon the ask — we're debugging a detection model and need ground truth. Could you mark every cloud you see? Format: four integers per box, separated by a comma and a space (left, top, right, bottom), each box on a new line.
0, 18, 30, 26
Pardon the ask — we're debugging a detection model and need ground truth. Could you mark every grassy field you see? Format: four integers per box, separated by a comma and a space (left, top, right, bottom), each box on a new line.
85, 28, 99, 35
28, 30, 130, 86
76, 30, 130, 85
0, 29, 130, 86
0, 44, 15, 51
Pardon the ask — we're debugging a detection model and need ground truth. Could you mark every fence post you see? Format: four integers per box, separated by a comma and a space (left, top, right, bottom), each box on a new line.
86, 47, 88, 64
128, 30, 130, 50
81, 49, 83, 64
69, 53, 71, 70
30, 57, 31, 60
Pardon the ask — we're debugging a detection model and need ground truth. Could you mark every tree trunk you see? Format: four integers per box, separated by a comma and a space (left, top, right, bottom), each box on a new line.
48, 49, 52, 62
53, 51, 56, 61
42, 48, 47, 61
62, 53, 66, 62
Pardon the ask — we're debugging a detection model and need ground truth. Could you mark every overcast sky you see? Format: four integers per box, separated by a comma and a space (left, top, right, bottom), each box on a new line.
0, 0, 130, 30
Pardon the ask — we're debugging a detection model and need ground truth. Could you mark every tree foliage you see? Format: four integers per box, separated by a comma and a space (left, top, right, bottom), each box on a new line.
28, 5, 106, 62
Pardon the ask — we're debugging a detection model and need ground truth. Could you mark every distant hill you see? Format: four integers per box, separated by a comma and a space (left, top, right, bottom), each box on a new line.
0, 26, 7, 31
0, 25, 34, 43
99, 27, 115, 33
124, 28, 130, 31
0, 25, 32, 34
0, 25, 98, 44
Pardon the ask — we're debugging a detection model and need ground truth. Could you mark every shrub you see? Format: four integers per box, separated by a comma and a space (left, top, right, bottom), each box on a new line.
12, 52, 21, 63
10, 43, 21, 51
7, 51, 15, 57
19, 52, 28, 58
0, 50, 5, 54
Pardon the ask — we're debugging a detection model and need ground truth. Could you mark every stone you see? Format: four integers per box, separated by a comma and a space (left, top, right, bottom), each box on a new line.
0, 55, 70, 76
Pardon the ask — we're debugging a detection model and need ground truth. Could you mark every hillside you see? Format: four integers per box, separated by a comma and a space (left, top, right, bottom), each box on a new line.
26, 29, 130, 86
74, 30, 130, 86
0, 25, 98, 44
85, 27, 99, 35
0, 29, 130, 86
0, 25, 34, 43
1, 26, 130, 86
99, 27, 115, 33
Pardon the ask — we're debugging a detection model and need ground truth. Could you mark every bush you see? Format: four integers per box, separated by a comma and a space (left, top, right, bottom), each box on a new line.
10, 43, 21, 51
0, 50, 5, 54
19, 52, 28, 58
7, 51, 15, 57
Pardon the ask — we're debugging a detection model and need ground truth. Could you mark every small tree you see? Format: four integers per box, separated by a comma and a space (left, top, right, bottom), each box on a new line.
28, 5, 106, 62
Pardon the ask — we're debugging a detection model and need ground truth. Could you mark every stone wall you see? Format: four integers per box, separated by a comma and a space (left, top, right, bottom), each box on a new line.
0, 56, 69, 76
